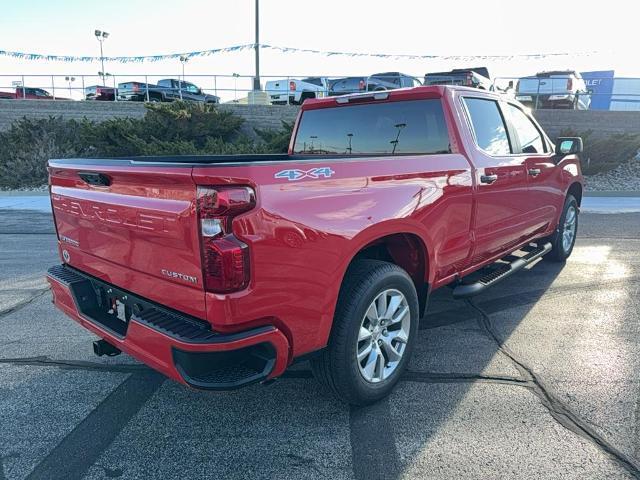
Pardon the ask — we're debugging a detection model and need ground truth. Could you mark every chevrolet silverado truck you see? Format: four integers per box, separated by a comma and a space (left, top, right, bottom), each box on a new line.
265, 77, 329, 105
46, 85, 583, 405
118, 79, 220, 103
0, 87, 71, 100
516, 70, 591, 110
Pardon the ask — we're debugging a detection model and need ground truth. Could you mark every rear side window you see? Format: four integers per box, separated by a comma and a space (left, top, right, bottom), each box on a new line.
462, 97, 511, 156
293, 99, 450, 155
504, 104, 546, 154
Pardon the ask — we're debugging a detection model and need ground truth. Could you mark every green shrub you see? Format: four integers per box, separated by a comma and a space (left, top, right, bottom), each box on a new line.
558, 129, 640, 176
0, 102, 293, 189
255, 120, 295, 153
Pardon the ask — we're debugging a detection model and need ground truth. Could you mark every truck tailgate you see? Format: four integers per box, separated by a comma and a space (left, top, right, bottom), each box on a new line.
48, 160, 207, 319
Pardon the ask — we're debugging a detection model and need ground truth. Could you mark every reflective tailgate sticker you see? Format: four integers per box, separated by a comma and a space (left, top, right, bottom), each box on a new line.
274, 167, 335, 181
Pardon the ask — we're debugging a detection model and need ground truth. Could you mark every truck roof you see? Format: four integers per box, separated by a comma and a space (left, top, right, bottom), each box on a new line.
302, 85, 493, 110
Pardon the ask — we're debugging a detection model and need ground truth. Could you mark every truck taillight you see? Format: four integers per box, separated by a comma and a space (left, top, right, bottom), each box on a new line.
196, 186, 256, 293
289, 81, 296, 91
359, 79, 366, 90
567, 78, 573, 90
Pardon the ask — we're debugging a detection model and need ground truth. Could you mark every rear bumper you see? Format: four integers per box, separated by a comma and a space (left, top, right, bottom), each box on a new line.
46, 264, 290, 390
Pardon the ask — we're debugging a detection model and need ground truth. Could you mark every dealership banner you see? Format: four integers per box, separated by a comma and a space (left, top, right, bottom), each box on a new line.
0, 44, 600, 63
581, 70, 615, 110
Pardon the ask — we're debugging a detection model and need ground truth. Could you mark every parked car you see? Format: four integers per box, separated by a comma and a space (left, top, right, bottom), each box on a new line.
328, 72, 419, 96
85, 85, 117, 101
266, 77, 329, 105
118, 79, 220, 103
0, 87, 70, 100
516, 70, 591, 110
47, 85, 583, 405
424, 67, 493, 90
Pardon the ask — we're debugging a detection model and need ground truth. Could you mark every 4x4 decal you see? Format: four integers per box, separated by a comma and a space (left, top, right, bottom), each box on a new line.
275, 167, 335, 181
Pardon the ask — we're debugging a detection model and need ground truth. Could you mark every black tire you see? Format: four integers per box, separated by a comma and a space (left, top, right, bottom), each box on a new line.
545, 194, 579, 262
311, 260, 419, 405
147, 95, 162, 103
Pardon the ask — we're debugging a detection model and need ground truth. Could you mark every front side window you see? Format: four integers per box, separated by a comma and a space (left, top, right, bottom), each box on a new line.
462, 97, 511, 156
292, 99, 450, 155
504, 104, 546, 154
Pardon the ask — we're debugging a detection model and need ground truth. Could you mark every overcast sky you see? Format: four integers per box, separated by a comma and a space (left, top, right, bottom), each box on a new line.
0, 0, 635, 100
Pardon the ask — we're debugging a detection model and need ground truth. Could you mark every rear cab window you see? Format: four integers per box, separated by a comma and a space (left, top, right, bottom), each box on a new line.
293, 99, 450, 155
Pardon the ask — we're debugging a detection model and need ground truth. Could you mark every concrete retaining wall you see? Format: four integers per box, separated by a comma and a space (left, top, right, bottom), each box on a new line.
0, 100, 299, 138
532, 110, 640, 140
1, 99, 638, 141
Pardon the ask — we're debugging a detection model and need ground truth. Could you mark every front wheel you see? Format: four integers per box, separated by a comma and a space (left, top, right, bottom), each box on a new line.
311, 260, 418, 405
546, 194, 579, 262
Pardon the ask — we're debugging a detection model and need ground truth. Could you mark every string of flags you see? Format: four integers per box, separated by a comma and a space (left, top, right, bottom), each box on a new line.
0, 43, 599, 63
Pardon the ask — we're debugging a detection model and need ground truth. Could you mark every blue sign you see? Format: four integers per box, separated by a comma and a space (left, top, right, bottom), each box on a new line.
581, 70, 614, 110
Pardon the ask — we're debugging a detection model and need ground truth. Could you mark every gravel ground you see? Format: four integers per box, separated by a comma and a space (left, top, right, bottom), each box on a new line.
586, 157, 640, 192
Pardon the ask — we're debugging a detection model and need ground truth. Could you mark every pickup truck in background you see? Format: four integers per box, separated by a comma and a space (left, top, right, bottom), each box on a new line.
266, 77, 329, 105
0, 87, 71, 100
84, 85, 117, 101
516, 70, 591, 109
118, 78, 220, 103
328, 72, 419, 96
424, 67, 493, 90
47, 85, 583, 405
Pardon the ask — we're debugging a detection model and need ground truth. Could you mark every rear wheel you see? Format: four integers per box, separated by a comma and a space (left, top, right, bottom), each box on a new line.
311, 260, 418, 405
546, 194, 579, 262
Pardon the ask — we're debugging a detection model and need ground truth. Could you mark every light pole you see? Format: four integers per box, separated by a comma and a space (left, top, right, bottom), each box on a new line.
253, 0, 260, 91
65, 76, 75, 98
232, 73, 240, 102
94, 30, 109, 86
179, 55, 189, 100
390, 123, 406, 155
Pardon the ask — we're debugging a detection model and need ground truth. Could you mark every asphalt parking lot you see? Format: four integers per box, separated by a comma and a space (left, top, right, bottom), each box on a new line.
1, 208, 639, 480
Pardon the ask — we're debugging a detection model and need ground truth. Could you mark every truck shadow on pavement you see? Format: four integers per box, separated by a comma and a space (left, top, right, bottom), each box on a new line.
4, 234, 640, 480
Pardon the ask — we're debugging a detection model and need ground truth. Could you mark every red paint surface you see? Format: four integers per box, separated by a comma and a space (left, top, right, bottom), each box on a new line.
48, 86, 583, 382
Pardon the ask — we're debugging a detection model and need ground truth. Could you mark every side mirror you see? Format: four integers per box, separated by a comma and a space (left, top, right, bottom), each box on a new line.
555, 137, 583, 155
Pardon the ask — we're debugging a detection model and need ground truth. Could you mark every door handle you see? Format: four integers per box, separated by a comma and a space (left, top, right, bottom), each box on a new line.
480, 174, 498, 184
528, 168, 541, 177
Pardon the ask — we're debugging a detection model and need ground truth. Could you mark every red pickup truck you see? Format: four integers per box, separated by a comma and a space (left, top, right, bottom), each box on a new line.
46, 86, 583, 404
0, 87, 71, 100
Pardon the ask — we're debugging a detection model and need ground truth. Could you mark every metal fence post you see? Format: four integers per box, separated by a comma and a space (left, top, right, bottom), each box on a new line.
113, 75, 118, 102
52, 76, 56, 100
21, 75, 25, 99
535, 79, 540, 110
81, 75, 85, 100
145, 75, 150, 102
214, 75, 218, 97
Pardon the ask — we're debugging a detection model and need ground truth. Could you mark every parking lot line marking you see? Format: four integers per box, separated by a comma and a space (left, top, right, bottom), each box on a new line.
25, 372, 164, 480
350, 399, 400, 480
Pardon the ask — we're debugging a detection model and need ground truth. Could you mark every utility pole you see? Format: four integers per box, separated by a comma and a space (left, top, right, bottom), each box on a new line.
179, 56, 189, 100
94, 30, 109, 86
253, 0, 260, 91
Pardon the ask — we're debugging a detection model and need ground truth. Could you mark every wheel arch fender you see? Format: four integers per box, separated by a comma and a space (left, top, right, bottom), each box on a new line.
315, 220, 434, 350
